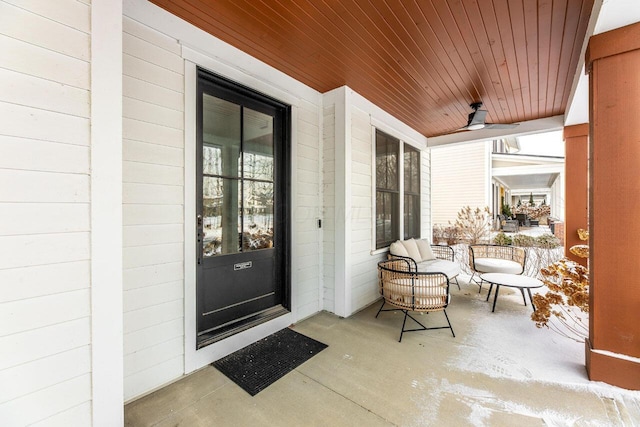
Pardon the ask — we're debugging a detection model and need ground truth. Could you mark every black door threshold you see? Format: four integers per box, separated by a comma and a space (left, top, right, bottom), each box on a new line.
197, 305, 290, 349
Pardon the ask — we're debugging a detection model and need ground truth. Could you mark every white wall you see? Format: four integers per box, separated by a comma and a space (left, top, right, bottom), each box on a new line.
123, 0, 324, 398
322, 104, 336, 312
323, 87, 429, 316
294, 99, 323, 319
121, 17, 185, 401
431, 142, 491, 226
0, 0, 93, 424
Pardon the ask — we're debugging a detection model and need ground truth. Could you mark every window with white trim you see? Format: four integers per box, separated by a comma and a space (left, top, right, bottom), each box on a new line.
375, 129, 421, 249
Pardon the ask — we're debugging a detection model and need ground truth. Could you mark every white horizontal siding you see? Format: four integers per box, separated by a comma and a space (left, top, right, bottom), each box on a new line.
0, 374, 91, 426
295, 100, 322, 320
0, 34, 90, 90
0, 1, 92, 423
122, 16, 185, 401
431, 142, 489, 225
349, 107, 379, 313
322, 104, 336, 312
0, 1, 90, 61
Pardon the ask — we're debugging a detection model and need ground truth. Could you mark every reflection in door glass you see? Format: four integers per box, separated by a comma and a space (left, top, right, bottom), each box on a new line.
202, 95, 241, 257
242, 108, 275, 252
201, 97, 276, 257
242, 181, 274, 250
203, 177, 241, 256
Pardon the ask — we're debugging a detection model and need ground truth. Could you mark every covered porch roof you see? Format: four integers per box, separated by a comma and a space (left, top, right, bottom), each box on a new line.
149, 0, 594, 140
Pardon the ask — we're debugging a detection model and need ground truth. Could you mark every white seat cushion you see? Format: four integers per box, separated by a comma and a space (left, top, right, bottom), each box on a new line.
474, 258, 523, 274
416, 259, 461, 279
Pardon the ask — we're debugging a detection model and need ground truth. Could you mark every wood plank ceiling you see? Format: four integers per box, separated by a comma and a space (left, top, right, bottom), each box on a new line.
150, 0, 594, 137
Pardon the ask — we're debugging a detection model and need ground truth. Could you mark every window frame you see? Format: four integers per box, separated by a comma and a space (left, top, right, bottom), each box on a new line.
374, 128, 421, 250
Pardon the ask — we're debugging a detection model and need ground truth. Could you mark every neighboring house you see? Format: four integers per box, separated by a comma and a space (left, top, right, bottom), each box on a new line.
431, 137, 564, 228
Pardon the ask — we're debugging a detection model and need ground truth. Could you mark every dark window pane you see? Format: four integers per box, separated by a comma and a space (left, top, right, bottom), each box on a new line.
376, 191, 399, 249
403, 144, 420, 239
376, 130, 398, 191
404, 144, 420, 194
404, 194, 420, 240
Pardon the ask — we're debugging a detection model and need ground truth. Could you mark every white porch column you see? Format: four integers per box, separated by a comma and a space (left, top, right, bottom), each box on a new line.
91, 0, 124, 424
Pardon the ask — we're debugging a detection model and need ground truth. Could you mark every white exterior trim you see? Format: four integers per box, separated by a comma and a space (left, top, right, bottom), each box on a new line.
91, 0, 124, 424
427, 115, 564, 147
183, 60, 198, 373
332, 87, 351, 317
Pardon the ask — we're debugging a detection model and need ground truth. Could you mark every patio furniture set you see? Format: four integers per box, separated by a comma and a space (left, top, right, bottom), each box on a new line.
377, 239, 542, 341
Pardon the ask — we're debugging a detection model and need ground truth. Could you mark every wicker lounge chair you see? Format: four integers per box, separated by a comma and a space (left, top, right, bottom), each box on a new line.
376, 258, 455, 342
468, 244, 527, 292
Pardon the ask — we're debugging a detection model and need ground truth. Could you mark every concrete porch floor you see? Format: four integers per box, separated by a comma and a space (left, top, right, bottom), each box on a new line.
125, 276, 640, 426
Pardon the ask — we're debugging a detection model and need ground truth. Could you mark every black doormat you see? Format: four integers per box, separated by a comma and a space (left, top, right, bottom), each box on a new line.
212, 328, 328, 396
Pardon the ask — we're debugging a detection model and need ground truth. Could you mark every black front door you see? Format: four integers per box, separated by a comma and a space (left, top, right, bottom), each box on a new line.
196, 69, 290, 347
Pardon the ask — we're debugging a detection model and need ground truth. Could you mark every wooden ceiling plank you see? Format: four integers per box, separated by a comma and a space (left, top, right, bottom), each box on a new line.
447, 0, 512, 124
149, 0, 595, 138
523, 0, 540, 117
392, 0, 482, 127
506, 0, 533, 121
426, 0, 504, 132
343, 0, 467, 125
537, 0, 553, 116
151, 0, 329, 90
554, 0, 592, 114
478, 0, 521, 123
308, 0, 453, 130
492, 0, 527, 121
188, 0, 340, 90
545, 0, 569, 116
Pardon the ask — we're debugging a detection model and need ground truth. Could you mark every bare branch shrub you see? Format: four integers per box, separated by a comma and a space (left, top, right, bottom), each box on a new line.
453, 206, 491, 244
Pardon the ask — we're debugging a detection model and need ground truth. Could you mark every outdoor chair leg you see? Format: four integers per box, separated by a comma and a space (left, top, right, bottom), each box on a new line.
453, 277, 460, 290
470, 272, 483, 292
399, 310, 409, 342
443, 309, 455, 337
520, 288, 527, 306
375, 298, 386, 318
398, 310, 455, 342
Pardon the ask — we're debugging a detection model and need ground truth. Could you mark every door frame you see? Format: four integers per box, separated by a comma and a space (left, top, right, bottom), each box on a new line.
195, 67, 291, 346
183, 56, 299, 374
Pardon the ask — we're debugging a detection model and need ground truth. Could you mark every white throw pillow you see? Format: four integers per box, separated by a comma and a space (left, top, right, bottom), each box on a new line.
402, 239, 423, 263
389, 241, 409, 257
416, 239, 436, 261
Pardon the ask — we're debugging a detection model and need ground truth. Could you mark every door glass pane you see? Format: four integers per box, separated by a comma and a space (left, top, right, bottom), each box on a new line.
203, 94, 241, 177
243, 108, 274, 181
242, 181, 274, 251
203, 177, 241, 256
